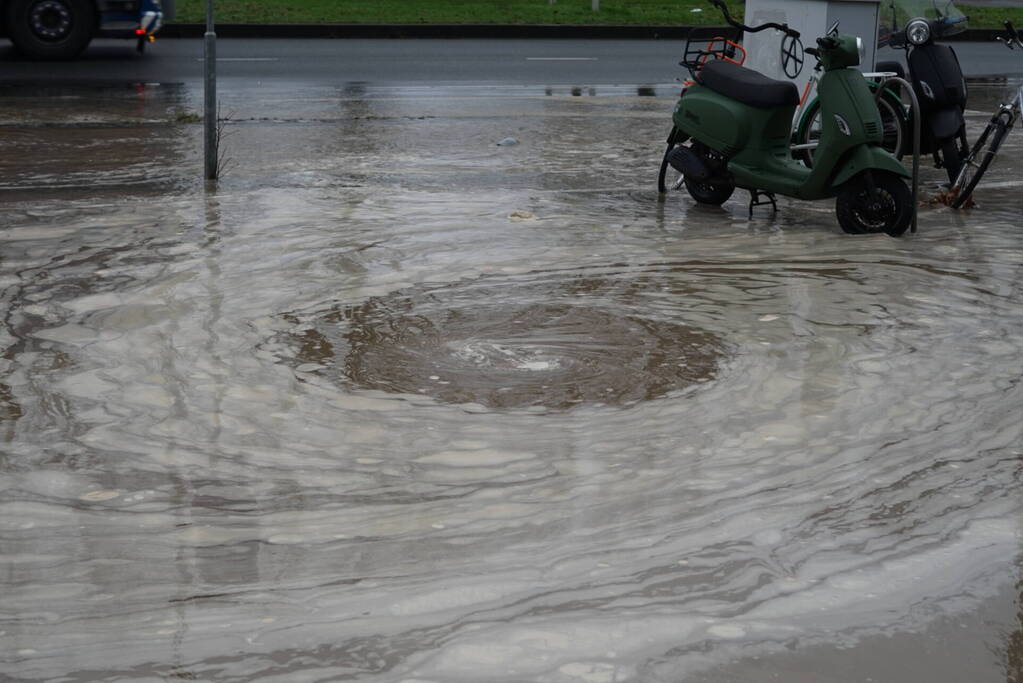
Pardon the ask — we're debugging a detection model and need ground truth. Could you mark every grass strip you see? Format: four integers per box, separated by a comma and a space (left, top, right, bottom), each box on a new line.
173, 0, 1022, 30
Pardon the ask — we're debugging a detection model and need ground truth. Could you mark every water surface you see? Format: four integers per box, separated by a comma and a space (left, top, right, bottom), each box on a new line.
1, 80, 1021, 683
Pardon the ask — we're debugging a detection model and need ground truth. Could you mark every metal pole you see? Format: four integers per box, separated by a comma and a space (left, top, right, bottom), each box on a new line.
874, 76, 919, 234
204, 0, 218, 180
592, 0, 599, 10
885, 77, 920, 234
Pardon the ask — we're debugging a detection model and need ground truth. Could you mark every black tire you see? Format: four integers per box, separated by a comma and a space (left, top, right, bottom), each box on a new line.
684, 175, 735, 205
5, 0, 95, 60
950, 114, 1011, 209
938, 135, 967, 186
835, 170, 913, 237
794, 92, 906, 167
680, 141, 734, 205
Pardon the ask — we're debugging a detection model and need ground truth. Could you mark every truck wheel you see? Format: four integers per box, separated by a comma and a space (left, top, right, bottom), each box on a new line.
835, 171, 912, 237
6, 0, 95, 60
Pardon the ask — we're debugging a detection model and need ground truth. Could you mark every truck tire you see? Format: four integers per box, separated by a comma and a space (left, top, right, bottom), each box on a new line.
6, 0, 95, 60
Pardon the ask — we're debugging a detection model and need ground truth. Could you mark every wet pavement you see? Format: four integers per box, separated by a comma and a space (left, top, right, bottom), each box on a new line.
1, 77, 1022, 683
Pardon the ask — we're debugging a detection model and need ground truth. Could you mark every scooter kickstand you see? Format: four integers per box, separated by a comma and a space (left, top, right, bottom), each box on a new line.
748, 190, 778, 218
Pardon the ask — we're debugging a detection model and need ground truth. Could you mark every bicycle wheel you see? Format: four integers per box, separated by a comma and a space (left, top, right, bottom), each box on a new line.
950, 113, 1011, 209
794, 91, 906, 167
658, 126, 689, 193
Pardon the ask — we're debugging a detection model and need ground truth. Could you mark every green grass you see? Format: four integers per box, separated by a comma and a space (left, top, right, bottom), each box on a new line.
956, 5, 1023, 30
174, 0, 1022, 29
176, 0, 756, 26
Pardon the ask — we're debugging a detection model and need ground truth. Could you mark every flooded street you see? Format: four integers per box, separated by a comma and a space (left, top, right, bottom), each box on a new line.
1, 78, 1022, 682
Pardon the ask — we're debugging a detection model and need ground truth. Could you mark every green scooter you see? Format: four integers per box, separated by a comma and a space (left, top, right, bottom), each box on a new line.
663, 0, 913, 236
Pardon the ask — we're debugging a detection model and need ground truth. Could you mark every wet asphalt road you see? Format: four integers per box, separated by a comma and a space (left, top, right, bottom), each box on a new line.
1, 37, 1022, 87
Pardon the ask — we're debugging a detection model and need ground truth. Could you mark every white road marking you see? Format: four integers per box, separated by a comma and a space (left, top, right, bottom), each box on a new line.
198, 57, 280, 62
526, 57, 598, 61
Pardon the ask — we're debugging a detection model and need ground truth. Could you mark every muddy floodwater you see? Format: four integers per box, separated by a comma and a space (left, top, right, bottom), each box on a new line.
1, 78, 1022, 683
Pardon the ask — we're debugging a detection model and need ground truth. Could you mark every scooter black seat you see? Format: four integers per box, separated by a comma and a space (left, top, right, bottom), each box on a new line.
696, 59, 800, 109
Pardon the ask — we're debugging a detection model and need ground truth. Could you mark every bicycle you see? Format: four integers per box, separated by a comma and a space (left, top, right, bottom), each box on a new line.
791, 68, 908, 166
948, 20, 1023, 208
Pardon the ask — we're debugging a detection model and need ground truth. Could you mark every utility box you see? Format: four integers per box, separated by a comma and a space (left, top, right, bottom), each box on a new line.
741, 0, 881, 101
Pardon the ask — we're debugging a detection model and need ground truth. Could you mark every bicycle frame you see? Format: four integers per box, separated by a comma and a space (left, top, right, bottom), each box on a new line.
789, 71, 903, 156
948, 81, 1022, 208
999, 84, 1023, 126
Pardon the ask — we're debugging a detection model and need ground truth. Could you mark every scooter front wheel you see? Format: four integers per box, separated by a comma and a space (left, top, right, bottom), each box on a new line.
835, 171, 912, 237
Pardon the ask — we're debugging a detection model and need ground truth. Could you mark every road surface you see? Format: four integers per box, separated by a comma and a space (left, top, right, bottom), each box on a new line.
2, 37, 1022, 88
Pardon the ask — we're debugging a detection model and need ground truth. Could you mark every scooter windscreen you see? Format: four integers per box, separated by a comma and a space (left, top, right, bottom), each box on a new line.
879, 0, 969, 44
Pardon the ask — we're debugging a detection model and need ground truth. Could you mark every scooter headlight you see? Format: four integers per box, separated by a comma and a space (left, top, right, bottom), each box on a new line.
907, 19, 931, 45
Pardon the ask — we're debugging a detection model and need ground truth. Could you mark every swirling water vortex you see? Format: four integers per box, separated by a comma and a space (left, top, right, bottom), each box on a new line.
275, 273, 729, 411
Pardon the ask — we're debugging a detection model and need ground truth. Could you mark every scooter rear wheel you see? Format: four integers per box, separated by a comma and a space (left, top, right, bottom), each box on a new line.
682, 142, 734, 206
684, 176, 735, 205
835, 171, 912, 237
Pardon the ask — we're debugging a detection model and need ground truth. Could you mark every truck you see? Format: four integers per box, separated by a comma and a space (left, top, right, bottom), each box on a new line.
1, 0, 169, 59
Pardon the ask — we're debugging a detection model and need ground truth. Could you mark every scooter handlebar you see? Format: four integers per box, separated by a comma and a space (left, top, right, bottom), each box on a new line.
886, 29, 907, 49
706, 0, 800, 39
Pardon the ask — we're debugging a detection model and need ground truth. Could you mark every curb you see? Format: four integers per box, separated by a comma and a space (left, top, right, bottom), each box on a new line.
159, 23, 722, 40
159, 23, 1006, 41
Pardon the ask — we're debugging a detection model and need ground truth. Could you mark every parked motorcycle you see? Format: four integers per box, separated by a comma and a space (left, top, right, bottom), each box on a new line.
877, 0, 970, 184
662, 0, 913, 236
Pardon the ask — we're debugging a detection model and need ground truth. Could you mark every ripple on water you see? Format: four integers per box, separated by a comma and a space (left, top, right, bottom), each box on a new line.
273, 274, 729, 411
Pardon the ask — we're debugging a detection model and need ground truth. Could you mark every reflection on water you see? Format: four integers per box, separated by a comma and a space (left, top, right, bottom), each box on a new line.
0, 81, 195, 200
0, 81, 1021, 683
1011, 580, 1023, 682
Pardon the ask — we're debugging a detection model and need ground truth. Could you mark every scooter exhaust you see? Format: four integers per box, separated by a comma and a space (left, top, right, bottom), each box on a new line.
666, 146, 711, 181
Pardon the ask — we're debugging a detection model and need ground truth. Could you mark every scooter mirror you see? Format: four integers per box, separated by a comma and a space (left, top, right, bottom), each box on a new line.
827, 19, 840, 36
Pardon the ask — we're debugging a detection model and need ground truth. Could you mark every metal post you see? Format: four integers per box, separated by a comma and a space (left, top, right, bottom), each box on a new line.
885, 77, 920, 234
204, 0, 218, 180
592, 0, 599, 9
